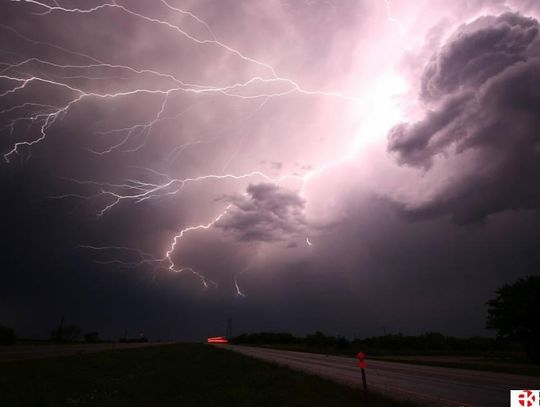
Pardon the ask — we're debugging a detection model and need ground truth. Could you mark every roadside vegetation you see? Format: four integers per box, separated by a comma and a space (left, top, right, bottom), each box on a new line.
232, 331, 540, 377
232, 276, 540, 377
0, 325, 16, 345
0, 343, 414, 407
0, 321, 150, 346
486, 275, 540, 363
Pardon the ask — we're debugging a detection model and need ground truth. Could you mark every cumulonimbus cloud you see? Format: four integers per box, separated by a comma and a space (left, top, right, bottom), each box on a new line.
215, 183, 306, 242
388, 12, 540, 223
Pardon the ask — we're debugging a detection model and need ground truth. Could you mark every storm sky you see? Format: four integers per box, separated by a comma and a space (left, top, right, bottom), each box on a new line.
1, 0, 540, 341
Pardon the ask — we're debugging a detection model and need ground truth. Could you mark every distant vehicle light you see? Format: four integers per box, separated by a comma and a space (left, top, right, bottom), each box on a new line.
207, 336, 229, 344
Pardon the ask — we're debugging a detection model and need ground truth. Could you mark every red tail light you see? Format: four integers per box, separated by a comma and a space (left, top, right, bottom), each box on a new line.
207, 336, 229, 344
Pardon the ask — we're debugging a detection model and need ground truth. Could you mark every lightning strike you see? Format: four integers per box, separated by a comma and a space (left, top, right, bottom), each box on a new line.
2, 0, 408, 293
384, 0, 406, 35
234, 277, 246, 297
161, 205, 233, 288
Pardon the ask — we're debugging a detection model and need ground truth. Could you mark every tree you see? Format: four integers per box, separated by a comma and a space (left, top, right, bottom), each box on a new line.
486, 275, 540, 362
84, 331, 100, 343
50, 325, 81, 343
0, 324, 16, 345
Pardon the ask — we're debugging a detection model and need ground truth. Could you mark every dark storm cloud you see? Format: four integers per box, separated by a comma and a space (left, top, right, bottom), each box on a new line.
216, 183, 306, 242
388, 12, 540, 223
420, 13, 539, 101
387, 91, 474, 167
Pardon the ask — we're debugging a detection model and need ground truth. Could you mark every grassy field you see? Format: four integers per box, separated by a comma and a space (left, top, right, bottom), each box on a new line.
0, 343, 415, 407
246, 343, 540, 377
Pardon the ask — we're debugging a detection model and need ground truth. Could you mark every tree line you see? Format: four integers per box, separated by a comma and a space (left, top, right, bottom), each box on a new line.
0, 324, 149, 344
232, 331, 497, 352
233, 276, 540, 362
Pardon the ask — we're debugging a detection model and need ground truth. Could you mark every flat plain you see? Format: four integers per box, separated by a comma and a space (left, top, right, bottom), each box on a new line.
0, 343, 413, 407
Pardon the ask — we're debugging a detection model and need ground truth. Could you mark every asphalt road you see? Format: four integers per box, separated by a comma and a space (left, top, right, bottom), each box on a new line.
0, 342, 165, 362
225, 345, 539, 406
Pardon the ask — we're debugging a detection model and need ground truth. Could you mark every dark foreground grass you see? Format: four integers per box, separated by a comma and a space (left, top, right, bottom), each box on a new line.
0, 343, 415, 407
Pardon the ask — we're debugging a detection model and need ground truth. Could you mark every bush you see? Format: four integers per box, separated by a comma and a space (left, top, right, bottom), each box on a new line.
84, 331, 100, 343
0, 325, 16, 345
50, 325, 81, 343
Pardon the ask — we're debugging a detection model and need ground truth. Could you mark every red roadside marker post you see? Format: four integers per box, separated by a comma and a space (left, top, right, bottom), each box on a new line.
357, 352, 368, 402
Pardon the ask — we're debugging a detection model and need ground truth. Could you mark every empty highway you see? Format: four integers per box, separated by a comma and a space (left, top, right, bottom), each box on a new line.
225, 345, 539, 406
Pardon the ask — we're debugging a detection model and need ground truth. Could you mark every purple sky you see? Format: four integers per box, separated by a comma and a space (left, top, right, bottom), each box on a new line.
1, 0, 540, 340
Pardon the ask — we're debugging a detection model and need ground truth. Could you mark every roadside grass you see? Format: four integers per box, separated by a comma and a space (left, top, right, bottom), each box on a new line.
246, 344, 540, 377
0, 343, 415, 407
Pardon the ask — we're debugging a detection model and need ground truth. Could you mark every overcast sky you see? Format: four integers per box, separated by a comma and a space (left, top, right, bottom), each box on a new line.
1, 0, 539, 341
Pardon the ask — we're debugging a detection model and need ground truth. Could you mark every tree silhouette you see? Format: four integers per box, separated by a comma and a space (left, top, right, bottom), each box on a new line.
84, 331, 100, 343
0, 324, 16, 345
487, 275, 540, 362
50, 324, 81, 343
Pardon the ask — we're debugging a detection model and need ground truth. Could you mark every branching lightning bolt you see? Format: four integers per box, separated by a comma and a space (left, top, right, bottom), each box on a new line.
1, 0, 405, 293
383, 0, 406, 35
